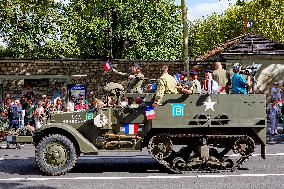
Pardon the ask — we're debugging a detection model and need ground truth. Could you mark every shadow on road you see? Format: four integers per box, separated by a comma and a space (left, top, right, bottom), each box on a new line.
266, 135, 284, 145
0, 157, 40, 176
0, 182, 56, 189
73, 156, 164, 173
0, 156, 166, 175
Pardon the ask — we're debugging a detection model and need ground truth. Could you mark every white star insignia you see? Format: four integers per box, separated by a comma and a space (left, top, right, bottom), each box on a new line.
203, 97, 217, 111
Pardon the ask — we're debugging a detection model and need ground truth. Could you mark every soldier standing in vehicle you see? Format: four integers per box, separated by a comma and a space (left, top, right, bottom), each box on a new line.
112, 63, 144, 94
180, 70, 201, 95
213, 62, 227, 94
202, 70, 221, 94
152, 65, 178, 106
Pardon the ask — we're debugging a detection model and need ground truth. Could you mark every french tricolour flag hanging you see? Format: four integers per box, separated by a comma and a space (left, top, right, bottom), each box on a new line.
103, 61, 112, 72
120, 124, 139, 135
145, 106, 155, 120
245, 20, 253, 28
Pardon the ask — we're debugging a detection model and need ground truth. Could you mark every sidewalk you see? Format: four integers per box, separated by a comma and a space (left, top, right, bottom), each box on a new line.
267, 120, 284, 144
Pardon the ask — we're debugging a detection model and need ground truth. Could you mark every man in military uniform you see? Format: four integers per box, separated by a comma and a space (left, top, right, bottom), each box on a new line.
179, 70, 201, 95
112, 63, 144, 94
213, 62, 227, 94
152, 65, 178, 106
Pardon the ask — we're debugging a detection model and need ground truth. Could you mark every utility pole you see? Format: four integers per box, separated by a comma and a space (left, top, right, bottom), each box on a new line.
181, 0, 189, 76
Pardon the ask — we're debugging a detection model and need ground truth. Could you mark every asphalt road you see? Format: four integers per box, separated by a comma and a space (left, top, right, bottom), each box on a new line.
1, 135, 284, 189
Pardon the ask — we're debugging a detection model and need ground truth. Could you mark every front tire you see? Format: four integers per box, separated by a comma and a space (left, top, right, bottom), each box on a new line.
35, 134, 78, 176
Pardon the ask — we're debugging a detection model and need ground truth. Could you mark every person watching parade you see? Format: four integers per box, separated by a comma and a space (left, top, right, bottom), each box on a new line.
231, 63, 251, 94
24, 98, 36, 127
271, 82, 282, 101
152, 65, 178, 106
112, 63, 144, 94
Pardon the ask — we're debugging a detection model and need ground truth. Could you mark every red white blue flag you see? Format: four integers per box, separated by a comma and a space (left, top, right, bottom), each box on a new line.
120, 124, 139, 134
245, 20, 253, 28
103, 61, 112, 72
145, 106, 155, 120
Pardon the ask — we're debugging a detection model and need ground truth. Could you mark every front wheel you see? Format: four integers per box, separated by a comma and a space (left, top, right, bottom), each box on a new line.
35, 134, 78, 176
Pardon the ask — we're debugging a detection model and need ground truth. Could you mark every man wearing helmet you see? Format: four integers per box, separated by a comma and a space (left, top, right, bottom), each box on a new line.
112, 63, 144, 94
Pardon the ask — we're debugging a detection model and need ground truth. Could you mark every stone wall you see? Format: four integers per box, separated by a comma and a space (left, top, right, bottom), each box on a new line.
0, 59, 184, 100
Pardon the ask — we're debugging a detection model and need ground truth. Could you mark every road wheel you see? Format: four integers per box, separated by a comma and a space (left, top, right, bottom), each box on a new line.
148, 134, 173, 160
35, 134, 77, 176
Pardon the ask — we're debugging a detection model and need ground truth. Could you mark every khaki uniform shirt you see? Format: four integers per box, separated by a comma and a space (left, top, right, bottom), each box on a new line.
155, 73, 178, 104
190, 79, 201, 94
213, 69, 227, 87
113, 69, 144, 93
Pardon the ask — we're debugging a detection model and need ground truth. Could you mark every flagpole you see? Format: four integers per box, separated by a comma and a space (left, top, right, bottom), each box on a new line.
181, 0, 189, 78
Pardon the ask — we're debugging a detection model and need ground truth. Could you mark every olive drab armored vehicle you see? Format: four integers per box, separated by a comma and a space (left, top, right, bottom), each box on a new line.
30, 92, 266, 176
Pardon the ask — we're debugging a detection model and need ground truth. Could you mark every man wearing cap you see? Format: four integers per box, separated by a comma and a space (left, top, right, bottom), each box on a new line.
112, 63, 144, 94
152, 65, 178, 106
232, 63, 251, 94
188, 70, 201, 94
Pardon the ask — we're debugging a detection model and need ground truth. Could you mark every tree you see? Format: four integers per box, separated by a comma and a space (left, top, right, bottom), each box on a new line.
0, 0, 76, 58
0, 0, 182, 60
66, 0, 182, 60
189, 0, 284, 58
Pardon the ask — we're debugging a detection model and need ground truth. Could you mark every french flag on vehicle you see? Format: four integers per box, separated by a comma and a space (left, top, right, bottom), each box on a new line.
145, 106, 155, 120
103, 61, 112, 72
120, 124, 139, 134
245, 20, 253, 28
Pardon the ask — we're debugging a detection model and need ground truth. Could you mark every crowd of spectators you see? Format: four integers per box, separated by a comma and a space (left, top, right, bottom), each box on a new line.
0, 92, 96, 131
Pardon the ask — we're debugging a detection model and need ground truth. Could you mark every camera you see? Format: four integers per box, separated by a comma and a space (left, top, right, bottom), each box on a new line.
240, 64, 262, 76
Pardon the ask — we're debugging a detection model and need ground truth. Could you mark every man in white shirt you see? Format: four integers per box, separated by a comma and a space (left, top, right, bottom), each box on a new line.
202, 70, 221, 95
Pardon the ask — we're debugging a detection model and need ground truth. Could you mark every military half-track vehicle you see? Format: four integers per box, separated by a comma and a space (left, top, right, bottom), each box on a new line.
18, 93, 266, 176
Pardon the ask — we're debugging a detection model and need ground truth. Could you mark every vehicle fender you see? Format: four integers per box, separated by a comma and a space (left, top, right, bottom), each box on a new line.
37, 123, 98, 155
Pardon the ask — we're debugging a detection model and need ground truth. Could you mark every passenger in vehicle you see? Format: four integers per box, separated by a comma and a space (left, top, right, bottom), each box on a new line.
213, 62, 227, 94
231, 63, 251, 94
201, 70, 221, 94
152, 65, 178, 106
178, 70, 201, 95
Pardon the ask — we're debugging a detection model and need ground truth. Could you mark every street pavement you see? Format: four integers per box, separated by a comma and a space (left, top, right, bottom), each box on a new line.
1, 135, 284, 189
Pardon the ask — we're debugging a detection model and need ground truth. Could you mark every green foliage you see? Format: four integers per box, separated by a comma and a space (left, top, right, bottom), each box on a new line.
0, 0, 182, 60
189, 0, 284, 58
67, 0, 182, 60
0, 0, 74, 58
